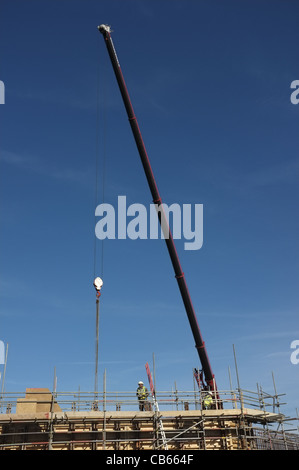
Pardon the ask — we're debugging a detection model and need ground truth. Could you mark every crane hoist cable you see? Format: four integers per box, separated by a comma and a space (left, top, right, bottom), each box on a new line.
93, 41, 107, 398
94, 40, 107, 281
93, 277, 103, 397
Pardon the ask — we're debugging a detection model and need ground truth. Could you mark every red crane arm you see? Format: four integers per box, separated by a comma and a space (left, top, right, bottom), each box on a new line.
98, 24, 218, 393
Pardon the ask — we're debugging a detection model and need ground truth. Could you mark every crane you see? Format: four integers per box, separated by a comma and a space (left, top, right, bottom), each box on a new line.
98, 24, 220, 400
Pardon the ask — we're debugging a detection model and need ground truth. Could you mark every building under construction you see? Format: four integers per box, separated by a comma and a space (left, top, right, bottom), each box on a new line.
0, 384, 298, 450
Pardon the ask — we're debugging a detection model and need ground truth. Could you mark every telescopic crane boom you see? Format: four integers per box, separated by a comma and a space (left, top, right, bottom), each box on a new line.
98, 24, 218, 394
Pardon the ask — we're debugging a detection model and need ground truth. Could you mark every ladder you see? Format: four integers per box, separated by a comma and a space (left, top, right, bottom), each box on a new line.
145, 362, 168, 450
152, 391, 168, 450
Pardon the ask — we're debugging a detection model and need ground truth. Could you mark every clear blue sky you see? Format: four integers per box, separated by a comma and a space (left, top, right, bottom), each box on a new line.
0, 1, 298, 418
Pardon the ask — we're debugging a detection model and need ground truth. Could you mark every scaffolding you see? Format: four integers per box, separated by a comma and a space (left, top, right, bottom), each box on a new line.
0, 387, 298, 450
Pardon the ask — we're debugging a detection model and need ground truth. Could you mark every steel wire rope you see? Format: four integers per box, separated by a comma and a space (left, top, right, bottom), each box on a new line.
94, 44, 107, 281
93, 39, 107, 398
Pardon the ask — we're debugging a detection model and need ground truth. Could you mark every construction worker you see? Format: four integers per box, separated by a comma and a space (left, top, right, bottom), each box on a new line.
136, 381, 149, 411
202, 391, 213, 410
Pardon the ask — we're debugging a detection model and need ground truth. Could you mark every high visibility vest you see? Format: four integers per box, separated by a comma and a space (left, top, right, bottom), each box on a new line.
137, 386, 147, 400
203, 394, 213, 409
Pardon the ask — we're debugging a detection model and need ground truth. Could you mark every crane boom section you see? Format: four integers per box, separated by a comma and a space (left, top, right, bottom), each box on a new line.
98, 24, 217, 392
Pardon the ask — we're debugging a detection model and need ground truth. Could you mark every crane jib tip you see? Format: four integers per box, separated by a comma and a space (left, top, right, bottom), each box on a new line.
98, 24, 112, 34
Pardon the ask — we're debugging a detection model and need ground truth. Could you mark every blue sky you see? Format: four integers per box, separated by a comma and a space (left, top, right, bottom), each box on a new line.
0, 1, 298, 419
